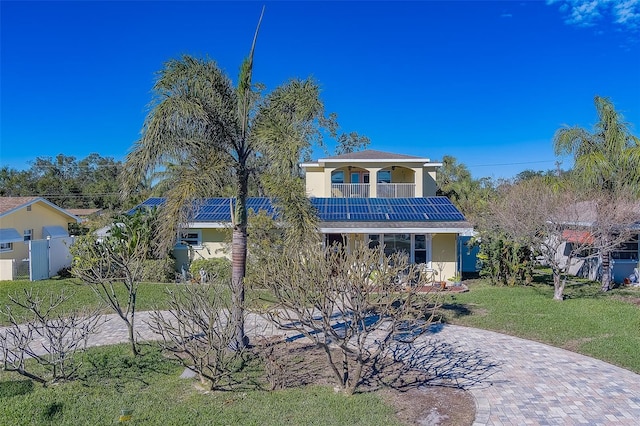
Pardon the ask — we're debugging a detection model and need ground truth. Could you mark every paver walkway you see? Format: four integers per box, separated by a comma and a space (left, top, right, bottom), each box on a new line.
6, 311, 640, 425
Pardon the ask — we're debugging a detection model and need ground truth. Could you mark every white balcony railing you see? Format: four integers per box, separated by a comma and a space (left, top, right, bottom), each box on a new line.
331, 183, 416, 198
377, 183, 415, 198
331, 183, 370, 198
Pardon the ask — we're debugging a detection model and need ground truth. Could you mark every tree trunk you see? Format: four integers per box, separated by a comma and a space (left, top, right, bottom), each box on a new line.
600, 249, 611, 292
231, 228, 247, 350
231, 161, 249, 350
553, 270, 564, 301
127, 319, 138, 356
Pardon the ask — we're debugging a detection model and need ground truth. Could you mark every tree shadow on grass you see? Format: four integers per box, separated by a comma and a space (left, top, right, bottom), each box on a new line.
0, 379, 34, 398
439, 302, 473, 320
41, 402, 63, 421
79, 344, 179, 391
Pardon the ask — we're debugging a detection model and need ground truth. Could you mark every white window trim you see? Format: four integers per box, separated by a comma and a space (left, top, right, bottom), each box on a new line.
177, 230, 203, 249
367, 233, 432, 267
0, 242, 14, 252
23, 229, 33, 242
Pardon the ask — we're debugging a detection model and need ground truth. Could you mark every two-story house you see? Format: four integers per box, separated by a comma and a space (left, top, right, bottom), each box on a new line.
300, 150, 473, 280
135, 150, 474, 281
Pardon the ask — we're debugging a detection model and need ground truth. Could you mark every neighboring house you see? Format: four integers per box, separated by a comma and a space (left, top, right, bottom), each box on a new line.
554, 201, 640, 284
66, 208, 103, 221
135, 150, 474, 281
0, 197, 80, 280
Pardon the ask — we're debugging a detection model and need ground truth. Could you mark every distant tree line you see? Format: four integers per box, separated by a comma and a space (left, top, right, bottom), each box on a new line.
0, 153, 126, 210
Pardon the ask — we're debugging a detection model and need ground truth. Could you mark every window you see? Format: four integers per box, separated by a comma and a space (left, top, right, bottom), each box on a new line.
611, 234, 639, 261
23, 229, 33, 242
383, 234, 411, 257
178, 230, 202, 248
0, 242, 13, 252
414, 235, 428, 264
331, 171, 344, 184
349, 172, 369, 184
377, 170, 391, 183
371, 233, 431, 265
326, 233, 346, 248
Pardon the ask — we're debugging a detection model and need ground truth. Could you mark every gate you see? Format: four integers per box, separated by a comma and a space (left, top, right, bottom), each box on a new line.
27, 237, 75, 281
29, 239, 50, 281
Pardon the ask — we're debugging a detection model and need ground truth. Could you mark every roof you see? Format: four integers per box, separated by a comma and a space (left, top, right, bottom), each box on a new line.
134, 197, 468, 230
320, 150, 427, 161
562, 230, 594, 245
301, 149, 439, 167
0, 196, 39, 215
66, 208, 102, 217
319, 220, 474, 236
0, 196, 81, 222
0, 228, 23, 244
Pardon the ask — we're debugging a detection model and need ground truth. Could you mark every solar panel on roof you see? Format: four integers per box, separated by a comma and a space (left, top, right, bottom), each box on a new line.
323, 213, 348, 221
326, 198, 345, 205
347, 198, 367, 205
133, 196, 465, 223
388, 213, 427, 221
349, 213, 387, 221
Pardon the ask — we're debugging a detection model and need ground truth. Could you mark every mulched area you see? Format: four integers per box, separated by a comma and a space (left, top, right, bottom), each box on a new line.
254, 340, 476, 426
414, 283, 469, 294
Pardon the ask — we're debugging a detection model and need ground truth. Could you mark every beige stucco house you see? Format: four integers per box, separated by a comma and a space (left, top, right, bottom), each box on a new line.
300, 150, 473, 280
137, 150, 474, 281
0, 197, 80, 280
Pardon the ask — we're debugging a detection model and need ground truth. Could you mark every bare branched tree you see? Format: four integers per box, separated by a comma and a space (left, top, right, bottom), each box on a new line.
0, 289, 103, 386
71, 213, 151, 355
491, 179, 640, 299
148, 283, 247, 391
253, 242, 441, 395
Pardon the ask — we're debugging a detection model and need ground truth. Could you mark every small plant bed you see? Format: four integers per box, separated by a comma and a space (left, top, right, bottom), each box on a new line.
413, 282, 469, 293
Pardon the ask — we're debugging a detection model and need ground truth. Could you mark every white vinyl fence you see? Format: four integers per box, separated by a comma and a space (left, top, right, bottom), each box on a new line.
27, 237, 75, 281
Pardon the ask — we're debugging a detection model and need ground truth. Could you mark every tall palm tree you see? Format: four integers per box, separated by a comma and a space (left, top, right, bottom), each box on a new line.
554, 95, 640, 291
122, 15, 328, 349
554, 96, 640, 196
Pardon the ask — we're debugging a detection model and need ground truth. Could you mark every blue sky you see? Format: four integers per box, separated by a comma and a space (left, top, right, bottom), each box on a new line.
1, 1, 639, 179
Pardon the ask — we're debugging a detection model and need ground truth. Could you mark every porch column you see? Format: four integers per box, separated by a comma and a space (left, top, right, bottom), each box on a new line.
325, 167, 336, 198
367, 167, 381, 198
414, 167, 424, 198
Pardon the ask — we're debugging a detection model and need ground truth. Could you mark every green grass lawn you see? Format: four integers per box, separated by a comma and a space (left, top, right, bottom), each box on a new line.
2, 275, 639, 374
1, 273, 639, 423
441, 275, 640, 373
0, 278, 273, 325
0, 345, 402, 426
0, 278, 177, 325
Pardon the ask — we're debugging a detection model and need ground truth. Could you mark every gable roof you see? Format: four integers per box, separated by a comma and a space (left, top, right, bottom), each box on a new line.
0, 197, 81, 222
0, 196, 39, 215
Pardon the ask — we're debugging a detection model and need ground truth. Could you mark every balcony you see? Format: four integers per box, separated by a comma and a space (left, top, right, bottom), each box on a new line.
331, 183, 416, 198
331, 183, 370, 198
377, 183, 415, 198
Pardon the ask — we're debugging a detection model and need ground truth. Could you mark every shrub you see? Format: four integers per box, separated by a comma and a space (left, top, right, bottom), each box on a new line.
56, 266, 73, 279
189, 258, 231, 283
141, 258, 176, 283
